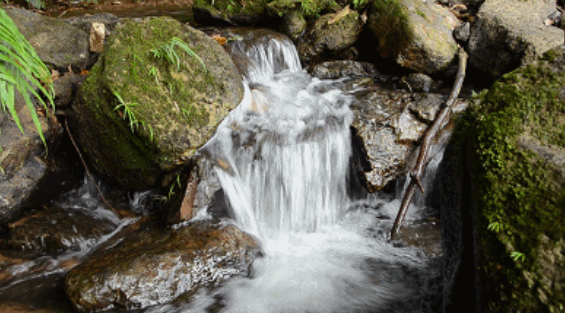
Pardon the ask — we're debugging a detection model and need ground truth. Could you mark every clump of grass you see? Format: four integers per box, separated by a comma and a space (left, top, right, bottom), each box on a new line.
0, 7, 54, 149
148, 37, 207, 73
111, 89, 154, 141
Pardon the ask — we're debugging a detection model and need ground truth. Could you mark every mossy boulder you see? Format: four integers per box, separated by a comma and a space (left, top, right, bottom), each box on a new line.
193, 0, 274, 26
68, 17, 244, 190
452, 46, 565, 312
296, 9, 363, 63
268, 0, 339, 19
65, 220, 261, 311
366, 0, 459, 75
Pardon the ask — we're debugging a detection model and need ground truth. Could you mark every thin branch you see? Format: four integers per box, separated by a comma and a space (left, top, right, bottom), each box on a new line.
64, 118, 120, 217
390, 46, 468, 241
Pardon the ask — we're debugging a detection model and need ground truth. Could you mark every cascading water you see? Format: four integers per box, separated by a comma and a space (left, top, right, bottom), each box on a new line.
177, 30, 443, 313
202, 32, 353, 238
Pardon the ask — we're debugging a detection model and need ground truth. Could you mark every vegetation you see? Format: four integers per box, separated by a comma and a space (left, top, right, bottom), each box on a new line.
0, 7, 54, 148
457, 47, 565, 312
149, 37, 207, 73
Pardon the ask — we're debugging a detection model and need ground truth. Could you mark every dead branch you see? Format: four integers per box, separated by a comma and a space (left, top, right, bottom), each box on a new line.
64, 118, 120, 217
390, 46, 468, 241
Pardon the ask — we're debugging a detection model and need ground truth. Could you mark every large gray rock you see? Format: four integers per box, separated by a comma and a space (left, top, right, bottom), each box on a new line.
297, 9, 363, 63
4, 7, 89, 70
366, 0, 460, 75
65, 220, 261, 311
467, 0, 564, 80
68, 17, 244, 190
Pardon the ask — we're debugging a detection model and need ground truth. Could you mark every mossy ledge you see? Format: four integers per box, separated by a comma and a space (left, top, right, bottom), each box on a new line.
367, 0, 414, 59
69, 17, 243, 190
456, 46, 565, 312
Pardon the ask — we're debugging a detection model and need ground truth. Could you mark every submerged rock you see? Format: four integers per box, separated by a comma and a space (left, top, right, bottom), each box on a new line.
468, 0, 564, 80
0, 205, 115, 258
366, 0, 459, 75
68, 17, 244, 190
65, 220, 261, 311
4, 8, 89, 70
437, 46, 565, 312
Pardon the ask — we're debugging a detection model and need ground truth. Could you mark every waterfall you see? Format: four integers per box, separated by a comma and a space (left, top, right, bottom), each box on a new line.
202, 32, 353, 239
189, 31, 442, 313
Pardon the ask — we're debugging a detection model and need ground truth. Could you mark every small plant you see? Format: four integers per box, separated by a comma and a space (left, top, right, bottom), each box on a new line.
112, 90, 155, 141
487, 221, 505, 232
148, 37, 207, 74
168, 174, 182, 201
510, 251, 525, 262
0, 7, 54, 148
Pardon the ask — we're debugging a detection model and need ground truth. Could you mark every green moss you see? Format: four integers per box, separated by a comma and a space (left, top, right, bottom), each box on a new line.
458, 48, 565, 312
194, 0, 270, 17
368, 0, 414, 59
268, 0, 339, 19
416, 9, 427, 21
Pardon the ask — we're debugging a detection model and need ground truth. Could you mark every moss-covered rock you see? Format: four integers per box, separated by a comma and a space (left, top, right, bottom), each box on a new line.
68, 17, 243, 190
296, 9, 362, 63
366, 0, 459, 75
459, 46, 565, 312
193, 0, 274, 26
268, 0, 339, 19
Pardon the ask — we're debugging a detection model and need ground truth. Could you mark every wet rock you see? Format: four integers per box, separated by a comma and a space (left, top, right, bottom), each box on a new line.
350, 85, 432, 192
0, 205, 116, 258
366, 0, 460, 75
4, 8, 89, 70
467, 0, 564, 80
297, 9, 362, 63
280, 10, 307, 41
436, 46, 565, 312
193, 0, 274, 26
52, 71, 83, 110
65, 220, 261, 311
400, 73, 435, 92
310, 60, 380, 80
68, 17, 244, 190
408, 93, 445, 123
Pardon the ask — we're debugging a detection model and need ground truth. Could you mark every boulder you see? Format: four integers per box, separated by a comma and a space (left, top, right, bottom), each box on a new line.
68, 17, 244, 190
467, 0, 564, 80
436, 46, 565, 312
366, 0, 460, 75
193, 0, 274, 26
4, 7, 89, 70
309, 60, 382, 80
280, 10, 307, 41
65, 220, 261, 311
297, 9, 363, 63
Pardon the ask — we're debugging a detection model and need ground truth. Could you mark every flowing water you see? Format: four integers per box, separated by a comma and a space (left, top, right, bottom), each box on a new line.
0, 30, 442, 313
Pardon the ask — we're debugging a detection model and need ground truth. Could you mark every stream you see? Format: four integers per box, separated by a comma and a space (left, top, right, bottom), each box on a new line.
0, 27, 444, 313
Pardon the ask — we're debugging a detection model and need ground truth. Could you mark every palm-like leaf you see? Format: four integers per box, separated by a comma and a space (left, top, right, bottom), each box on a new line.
0, 7, 54, 147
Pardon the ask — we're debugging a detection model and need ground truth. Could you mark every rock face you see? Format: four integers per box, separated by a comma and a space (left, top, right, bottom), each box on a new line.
366, 0, 459, 75
437, 46, 565, 312
4, 8, 89, 70
296, 9, 362, 63
467, 0, 564, 80
65, 220, 261, 311
68, 17, 244, 190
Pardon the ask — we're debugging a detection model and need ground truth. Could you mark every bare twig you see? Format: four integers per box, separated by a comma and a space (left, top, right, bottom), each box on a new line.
390, 46, 468, 241
64, 118, 120, 217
